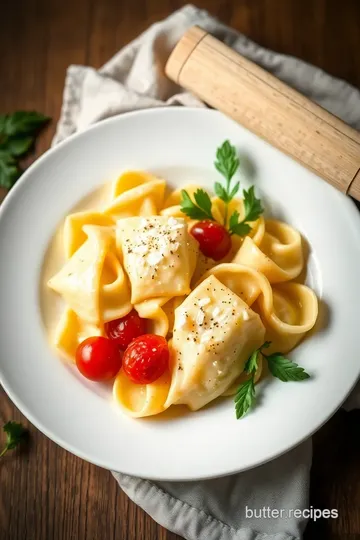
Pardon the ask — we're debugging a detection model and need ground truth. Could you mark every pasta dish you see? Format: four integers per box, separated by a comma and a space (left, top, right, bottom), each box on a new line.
44, 141, 318, 419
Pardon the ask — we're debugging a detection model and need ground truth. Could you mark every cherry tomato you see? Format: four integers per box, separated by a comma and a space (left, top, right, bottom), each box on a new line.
122, 334, 169, 384
76, 336, 123, 381
190, 220, 232, 261
104, 310, 146, 350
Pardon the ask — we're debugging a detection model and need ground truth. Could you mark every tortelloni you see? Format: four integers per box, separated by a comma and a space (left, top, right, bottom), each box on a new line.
48, 225, 132, 325
116, 216, 198, 304
45, 170, 318, 418
165, 275, 265, 411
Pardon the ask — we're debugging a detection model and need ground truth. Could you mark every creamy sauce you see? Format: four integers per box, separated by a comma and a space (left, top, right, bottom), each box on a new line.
40, 182, 112, 338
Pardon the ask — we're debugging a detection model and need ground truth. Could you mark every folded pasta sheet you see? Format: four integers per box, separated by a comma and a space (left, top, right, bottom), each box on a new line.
47, 225, 132, 324
165, 275, 265, 410
104, 171, 166, 219
53, 308, 103, 362
116, 216, 198, 304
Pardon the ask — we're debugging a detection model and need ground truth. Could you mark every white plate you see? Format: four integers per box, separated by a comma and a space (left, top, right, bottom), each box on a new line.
1, 108, 360, 480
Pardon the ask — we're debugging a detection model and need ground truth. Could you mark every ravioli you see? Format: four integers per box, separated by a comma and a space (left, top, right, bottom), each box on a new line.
165, 275, 266, 410
116, 216, 198, 304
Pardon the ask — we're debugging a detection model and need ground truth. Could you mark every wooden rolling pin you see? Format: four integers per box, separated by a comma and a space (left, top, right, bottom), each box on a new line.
165, 26, 360, 201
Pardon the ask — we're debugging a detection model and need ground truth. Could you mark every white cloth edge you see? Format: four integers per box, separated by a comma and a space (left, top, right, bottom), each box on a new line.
113, 436, 312, 540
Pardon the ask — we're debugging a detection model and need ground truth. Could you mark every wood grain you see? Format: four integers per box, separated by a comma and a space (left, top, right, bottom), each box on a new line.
0, 1, 360, 539
166, 26, 360, 199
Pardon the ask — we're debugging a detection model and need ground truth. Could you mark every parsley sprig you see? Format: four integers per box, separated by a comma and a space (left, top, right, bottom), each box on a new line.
228, 186, 264, 236
0, 111, 50, 189
235, 342, 310, 419
0, 422, 26, 458
214, 140, 240, 224
180, 140, 263, 238
180, 188, 214, 221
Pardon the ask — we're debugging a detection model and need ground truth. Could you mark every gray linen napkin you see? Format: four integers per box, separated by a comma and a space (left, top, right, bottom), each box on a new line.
53, 5, 360, 539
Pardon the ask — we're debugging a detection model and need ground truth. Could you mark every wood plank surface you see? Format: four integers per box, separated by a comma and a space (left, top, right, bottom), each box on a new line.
1, 1, 360, 539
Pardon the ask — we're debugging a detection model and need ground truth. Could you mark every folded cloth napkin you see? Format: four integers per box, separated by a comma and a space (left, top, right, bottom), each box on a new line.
53, 5, 360, 540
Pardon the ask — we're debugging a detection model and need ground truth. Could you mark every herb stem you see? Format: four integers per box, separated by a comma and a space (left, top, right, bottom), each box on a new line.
0, 447, 7, 458
223, 175, 231, 225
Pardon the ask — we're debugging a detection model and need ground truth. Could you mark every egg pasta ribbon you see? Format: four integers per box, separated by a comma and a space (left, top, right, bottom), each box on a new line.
105, 171, 166, 219
53, 308, 103, 362
233, 219, 303, 283
113, 368, 172, 418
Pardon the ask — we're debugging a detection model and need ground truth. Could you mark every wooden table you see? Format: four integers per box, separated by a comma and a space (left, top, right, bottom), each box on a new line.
1, 1, 360, 539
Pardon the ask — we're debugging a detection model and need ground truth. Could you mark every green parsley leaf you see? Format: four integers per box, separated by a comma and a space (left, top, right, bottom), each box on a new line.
244, 348, 260, 374
228, 210, 240, 230
229, 181, 240, 199
180, 189, 214, 220
0, 110, 50, 190
214, 181, 228, 202
235, 341, 270, 419
214, 140, 239, 184
228, 216, 251, 236
243, 186, 264, 223
0, 151, 21, 188
234, 377, 256, 419
244, 341, 271, 375
1, 136, 34, 157
0, 422, 26, 458
2, 111, 49, 137
194, 188, 213, 218
228, 209, 251, 236
228, 185, 263, 237
267, 353, 310, 382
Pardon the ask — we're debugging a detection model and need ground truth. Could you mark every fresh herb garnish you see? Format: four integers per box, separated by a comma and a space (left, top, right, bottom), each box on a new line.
0, 422, 26, 458
180, 140, 263, 240
234, 377, 256, 420
267, 354, 310, 382
235, 342, 309, 419
0, 111, 50, 189
234, 341, 269, 419
228, 186, 264, 236
214, 140, 240, 222
229, 210, 251, 237
0, 152, 20, 189
180, 188, 214, 221
244, 340, 270, 374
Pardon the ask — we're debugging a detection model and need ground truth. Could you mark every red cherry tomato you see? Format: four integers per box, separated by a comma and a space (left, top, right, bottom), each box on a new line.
122, 334, 169, 384
76, 336, 123, 381
104, 310, 146, 350
190, 220, 232, 261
